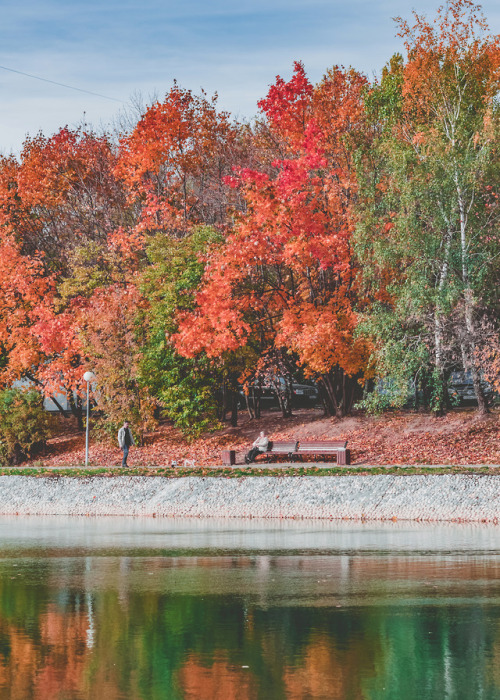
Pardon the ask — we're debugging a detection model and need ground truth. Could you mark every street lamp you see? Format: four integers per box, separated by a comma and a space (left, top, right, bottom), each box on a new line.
83, 371, 95, 467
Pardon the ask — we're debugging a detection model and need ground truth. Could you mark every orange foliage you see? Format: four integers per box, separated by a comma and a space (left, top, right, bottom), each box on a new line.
17, 128, 116, 209
0, 240, 55, 384
0, 12, 497, 426
0, 129, 129, 403
395, 0, 500, 130
174, 64, 372, 410
116, 84, 240, 239
78, 282, 156, 437
11, 128, 124, 261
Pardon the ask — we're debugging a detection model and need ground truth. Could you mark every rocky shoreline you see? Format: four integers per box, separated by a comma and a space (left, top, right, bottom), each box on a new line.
0, 474, 499, 522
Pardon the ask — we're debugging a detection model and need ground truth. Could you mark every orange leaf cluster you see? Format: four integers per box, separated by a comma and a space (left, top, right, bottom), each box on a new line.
174, 64, 371, 387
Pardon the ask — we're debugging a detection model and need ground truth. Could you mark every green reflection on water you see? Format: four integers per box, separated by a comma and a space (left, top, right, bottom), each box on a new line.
0, 539, 498, 698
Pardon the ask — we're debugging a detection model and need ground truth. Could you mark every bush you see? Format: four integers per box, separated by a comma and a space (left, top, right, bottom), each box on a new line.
0, 389, 53, 465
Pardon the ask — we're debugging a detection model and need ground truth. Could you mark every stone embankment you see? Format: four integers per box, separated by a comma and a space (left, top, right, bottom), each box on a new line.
0, 474, 499, 522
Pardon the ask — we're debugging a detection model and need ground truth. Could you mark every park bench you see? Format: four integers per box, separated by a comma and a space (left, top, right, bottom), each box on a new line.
293, 440, 350, 465
222, 439, 350, 466
258, 440, 299, 462
222, 441, 298, 466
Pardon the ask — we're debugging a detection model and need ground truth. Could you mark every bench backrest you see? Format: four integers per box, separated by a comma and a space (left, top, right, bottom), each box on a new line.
268, 440, 299, 453
296, 440, 347, 452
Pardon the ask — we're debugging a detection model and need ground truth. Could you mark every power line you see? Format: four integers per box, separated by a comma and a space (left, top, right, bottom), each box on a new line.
0, 64, 127, 104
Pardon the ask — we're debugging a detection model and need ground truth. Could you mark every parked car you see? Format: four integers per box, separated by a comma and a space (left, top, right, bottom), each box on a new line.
448, 371, 496, 405
239, 378, 319, 409
290, 381, 319, 407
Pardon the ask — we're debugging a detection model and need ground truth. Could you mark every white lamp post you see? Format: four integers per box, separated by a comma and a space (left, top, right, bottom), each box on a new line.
83, 371, 95, 467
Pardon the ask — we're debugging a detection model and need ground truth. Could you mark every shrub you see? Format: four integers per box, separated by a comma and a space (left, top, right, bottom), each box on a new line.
0, 389, 53, 465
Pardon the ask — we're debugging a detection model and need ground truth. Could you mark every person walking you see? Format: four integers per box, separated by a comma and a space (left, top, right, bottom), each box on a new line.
118, 421, 134, 467
245, 431, 269, 464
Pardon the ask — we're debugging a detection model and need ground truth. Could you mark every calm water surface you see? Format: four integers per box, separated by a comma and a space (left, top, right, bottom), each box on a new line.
0, 517, 499, 699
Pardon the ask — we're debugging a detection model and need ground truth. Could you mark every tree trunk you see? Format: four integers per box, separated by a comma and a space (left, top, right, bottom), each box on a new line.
463, 293, 489, 414
430, 217, 454, 416
68, 393, 84, 431
217, 382, 226, 421
432, 310, 447, 416
455, 177, 489, 414
317, 367, 362, 418
244, 392, 255, 419
321, 371, 342, 418
317, 381, 333, 416
220, 380, 239, 423
24, 373, 69, 418
273, 377, 292, 418
230, 391, 238, 427
245, 385, 261, 419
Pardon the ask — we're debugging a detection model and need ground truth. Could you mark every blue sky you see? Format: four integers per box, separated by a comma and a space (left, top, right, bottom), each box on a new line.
1, 0, 500, 154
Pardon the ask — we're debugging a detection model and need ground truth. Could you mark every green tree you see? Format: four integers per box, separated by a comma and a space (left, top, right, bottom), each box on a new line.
0, 389, 52, 464
356, 1, 500, 414
140, 226, 227, 436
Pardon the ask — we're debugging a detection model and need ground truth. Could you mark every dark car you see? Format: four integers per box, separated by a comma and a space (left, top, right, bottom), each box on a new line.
289, 381, 319, 407
239, 378, 319, 409
448, 371, 496, 405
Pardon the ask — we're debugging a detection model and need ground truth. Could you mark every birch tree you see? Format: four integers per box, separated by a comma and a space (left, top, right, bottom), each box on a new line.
357, 0, 500, 413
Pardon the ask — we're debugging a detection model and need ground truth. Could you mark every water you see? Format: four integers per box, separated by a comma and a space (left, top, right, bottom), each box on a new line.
0, 517, 499, 699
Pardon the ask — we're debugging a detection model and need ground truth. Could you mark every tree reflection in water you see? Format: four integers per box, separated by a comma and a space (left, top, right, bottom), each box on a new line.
0, 548, 498, 698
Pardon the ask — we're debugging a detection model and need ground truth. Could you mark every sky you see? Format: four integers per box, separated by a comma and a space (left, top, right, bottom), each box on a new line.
1, 0, 500, 155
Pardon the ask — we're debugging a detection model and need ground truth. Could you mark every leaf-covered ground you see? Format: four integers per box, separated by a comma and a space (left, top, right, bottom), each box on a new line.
25, 407, 500, 469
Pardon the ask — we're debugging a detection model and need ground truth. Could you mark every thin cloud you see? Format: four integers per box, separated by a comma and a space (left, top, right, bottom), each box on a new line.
1, 0, 500, 154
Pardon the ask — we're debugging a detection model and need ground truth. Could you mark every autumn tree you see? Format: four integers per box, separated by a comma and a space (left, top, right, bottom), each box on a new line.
0, 96, 250, 432
356, 0, 500, 414
15, 128, 127, 266
115, 85, 249, 241
174, 63, 372, 418
0, 130, 131, 425
0, 236, 54, 390
75, 283, 155, 443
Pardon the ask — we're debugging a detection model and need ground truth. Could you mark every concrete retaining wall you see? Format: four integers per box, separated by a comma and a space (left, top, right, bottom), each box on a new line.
0, 474, 499, 522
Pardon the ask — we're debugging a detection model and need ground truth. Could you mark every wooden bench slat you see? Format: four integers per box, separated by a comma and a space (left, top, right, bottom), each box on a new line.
266, 441, 298, 454
293, 440, 350, 465
295, 442, 347, 452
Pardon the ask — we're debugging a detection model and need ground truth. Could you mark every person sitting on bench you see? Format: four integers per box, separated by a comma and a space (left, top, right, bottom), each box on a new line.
245, 431, 269, 464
